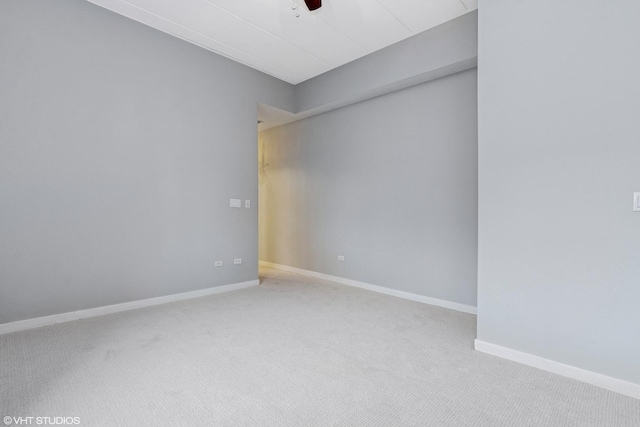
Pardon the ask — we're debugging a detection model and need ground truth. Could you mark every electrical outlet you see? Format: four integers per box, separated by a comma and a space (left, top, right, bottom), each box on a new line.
230, 199, 241, 208
634, 193, 640, 212
338, 255, 345, 262
245, 200, 251, 208
215, 261, 223, 267
233, 258, 242, 265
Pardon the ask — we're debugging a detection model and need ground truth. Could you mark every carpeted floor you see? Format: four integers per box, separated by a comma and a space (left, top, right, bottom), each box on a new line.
1, 267, 639, 426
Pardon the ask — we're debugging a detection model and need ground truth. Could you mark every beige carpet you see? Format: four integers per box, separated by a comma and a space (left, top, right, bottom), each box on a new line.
1, 267, 639, 426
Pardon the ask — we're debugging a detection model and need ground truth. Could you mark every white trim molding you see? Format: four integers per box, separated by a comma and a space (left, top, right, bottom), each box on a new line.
474, 339, 640, 400
260, 260, 477, 315
0, 279, 259, 335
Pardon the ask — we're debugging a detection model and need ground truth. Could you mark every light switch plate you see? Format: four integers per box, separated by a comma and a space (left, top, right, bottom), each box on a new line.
245, 200, 251, 208
634, 193, 640, 211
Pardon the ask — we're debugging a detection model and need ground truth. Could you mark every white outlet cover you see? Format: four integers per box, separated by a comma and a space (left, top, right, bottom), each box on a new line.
230, 199, 241, 208
338, 255, 345, 261
245, 200, 250, 208
234, 258, 242, 265
215, 261, 223, 267
634, 193, 640, 211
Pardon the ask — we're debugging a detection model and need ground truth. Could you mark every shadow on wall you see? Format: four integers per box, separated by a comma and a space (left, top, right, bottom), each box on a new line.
258, 138, 272, 193
258, 136, 274, 263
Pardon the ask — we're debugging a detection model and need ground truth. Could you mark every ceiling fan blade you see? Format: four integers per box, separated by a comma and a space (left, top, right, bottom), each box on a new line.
303, 0, 322, 11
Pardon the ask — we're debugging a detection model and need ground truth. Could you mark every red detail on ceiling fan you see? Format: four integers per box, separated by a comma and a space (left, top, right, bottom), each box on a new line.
304, 0, 322, 11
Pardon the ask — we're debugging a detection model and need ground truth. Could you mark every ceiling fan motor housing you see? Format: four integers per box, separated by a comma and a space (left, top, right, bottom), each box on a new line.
304, 0, 322, 11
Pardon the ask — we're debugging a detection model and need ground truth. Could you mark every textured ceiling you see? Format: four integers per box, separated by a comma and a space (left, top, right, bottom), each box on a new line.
87, 0, 477, 84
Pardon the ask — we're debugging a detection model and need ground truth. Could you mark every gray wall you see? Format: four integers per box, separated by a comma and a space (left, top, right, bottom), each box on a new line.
477, 0, 640, 384
0, 0, 294, 323
260, 69, 478, 307
295, 11, 477, 115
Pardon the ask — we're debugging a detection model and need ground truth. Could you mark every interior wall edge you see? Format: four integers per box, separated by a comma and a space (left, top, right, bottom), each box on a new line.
260, 261, 477, 315
260, 59, 477, 131
474, 339, 640, 400
0, 279, 259, 334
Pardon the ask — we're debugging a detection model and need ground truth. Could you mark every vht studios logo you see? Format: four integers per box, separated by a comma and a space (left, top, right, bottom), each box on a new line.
3, 417, 80, 425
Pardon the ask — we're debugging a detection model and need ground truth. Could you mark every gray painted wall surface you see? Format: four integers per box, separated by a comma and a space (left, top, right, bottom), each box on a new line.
260, 69, 478, 307
0, 0, 294, 323
295, 11, 478, 114
477, 1, 640, 384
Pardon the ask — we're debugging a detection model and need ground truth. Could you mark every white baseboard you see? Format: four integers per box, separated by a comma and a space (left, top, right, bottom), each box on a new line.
474, 339, 640, 400
0, 279, 259, 335
260, 260, 477, 315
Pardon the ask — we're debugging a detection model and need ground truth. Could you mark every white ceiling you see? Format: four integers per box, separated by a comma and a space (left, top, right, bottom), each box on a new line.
87, 0, 477, 84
